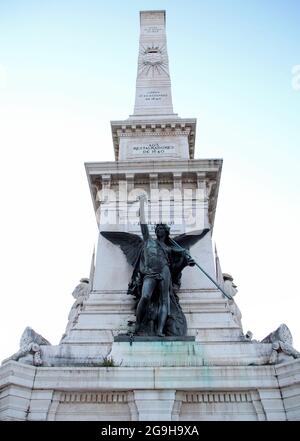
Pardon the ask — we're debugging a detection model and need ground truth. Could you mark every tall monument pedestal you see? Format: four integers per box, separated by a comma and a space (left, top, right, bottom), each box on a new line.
1, 10, 300, 421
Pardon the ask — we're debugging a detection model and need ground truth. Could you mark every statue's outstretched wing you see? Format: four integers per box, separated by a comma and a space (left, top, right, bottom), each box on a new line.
173, 228, 210, 250
100, 231, 143, 267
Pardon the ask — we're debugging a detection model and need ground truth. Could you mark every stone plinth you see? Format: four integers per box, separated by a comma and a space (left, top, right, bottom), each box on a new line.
2, 360, 299, 420
108, 340, 274, 368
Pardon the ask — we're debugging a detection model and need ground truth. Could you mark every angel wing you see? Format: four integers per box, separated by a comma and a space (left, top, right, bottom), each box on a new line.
173, 228, 210, 250
100, 231, 143, 267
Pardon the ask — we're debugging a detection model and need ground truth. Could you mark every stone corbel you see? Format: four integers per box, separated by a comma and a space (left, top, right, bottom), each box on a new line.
196, 172, 207, 199
101, 174, 111, 190
206, 179, 216, 226
149, 173, 159, 191
126, 173, 135, 193
206, 179, 216, 201
173, 172, 182, 191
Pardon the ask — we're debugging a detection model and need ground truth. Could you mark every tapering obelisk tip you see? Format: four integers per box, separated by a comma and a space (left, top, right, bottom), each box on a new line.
133, 10, 175, 117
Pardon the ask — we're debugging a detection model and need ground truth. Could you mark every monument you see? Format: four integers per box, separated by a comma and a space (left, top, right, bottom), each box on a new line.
0, 10, 299, 421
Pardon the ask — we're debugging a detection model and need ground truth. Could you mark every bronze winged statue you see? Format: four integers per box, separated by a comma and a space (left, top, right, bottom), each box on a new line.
101, 197, 209, 337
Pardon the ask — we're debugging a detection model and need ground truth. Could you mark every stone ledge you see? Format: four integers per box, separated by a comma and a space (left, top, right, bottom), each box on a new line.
114, 335, 195, 342
0, 362, 280, 391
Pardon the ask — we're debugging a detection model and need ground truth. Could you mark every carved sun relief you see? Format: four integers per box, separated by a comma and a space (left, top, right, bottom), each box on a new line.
138, 44, 169, 77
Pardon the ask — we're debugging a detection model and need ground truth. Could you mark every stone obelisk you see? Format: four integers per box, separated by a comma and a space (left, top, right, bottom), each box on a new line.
133, 11, 175, 117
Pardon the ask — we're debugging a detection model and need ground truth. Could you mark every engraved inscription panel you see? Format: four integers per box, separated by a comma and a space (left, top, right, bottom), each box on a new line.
126, 142, 178, 159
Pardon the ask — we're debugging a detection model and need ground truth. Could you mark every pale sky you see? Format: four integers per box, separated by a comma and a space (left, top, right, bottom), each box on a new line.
0, 0, 299, 362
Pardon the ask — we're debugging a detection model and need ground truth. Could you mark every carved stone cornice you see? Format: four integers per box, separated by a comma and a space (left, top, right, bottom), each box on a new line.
111, 118, 196, 160
86, 159, 222, 229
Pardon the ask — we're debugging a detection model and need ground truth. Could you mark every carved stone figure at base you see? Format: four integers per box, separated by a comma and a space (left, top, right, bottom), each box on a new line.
223, 273, 242, 329
61, 278, 90, 341
2, 327, 50, 366
261, 323, 300, 364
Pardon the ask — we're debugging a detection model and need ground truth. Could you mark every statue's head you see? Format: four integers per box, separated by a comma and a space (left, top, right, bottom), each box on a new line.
155, 223, 170, 241
80, 278, 89, 284
223, 273, 238, 296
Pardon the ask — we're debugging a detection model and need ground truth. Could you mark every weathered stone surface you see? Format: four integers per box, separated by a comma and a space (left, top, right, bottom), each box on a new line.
108, 340, 274, 368
114, 335, 195, 342
1, 360, 299, 420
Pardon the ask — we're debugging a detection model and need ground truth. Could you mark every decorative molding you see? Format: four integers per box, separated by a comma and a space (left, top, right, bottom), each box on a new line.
111, 119, 197, 160
182, 391, 252, 403
118, 130, 191, 138
138, 44, 170, 79
59, 392, 128, 404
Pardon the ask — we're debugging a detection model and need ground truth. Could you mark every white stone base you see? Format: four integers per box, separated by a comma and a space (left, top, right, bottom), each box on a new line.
1, 360, 300, 421
8, 339, 272, 369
